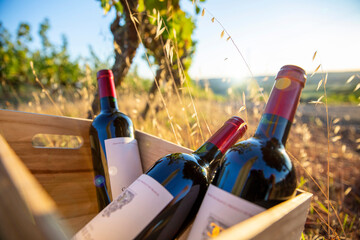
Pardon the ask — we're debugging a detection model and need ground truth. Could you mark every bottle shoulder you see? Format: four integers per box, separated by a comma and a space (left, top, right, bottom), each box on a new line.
216, 137, 296, 202
222, 137, 292, 176
227, 137, 287, 156
150, 153, 203, 171
90, 111, 135, 138
91, 111, 133, 127
147, 153, 208, 182
93, 110, 132, 122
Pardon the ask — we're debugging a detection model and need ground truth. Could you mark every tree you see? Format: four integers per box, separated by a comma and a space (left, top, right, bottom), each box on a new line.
32, 18, 84, 89
90, 0, 204, 118
0, 22, 34, 106
0, 20, 85, 107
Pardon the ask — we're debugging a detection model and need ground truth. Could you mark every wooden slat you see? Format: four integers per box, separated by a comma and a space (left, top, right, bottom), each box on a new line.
135, 130, 192, 171
0, 110, 93, 172
0, 110, 98, 229
215, 191, 313, 240
0, 134, 70, 240
0, 144, 46, 240
35, 172, 98, 219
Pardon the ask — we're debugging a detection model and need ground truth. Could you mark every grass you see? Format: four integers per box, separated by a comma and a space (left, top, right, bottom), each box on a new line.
2, 4, 360, 239
4, 74, 359, 239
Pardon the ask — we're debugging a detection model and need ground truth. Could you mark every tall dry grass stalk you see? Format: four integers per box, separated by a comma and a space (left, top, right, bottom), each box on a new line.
7, 67, 360, 239
3, 2, 359, 239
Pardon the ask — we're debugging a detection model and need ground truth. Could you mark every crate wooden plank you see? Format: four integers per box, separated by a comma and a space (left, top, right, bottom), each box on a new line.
6, 145, 94, 171
215, 191, 313, 240
0, 134, 70, 240
0, 110, 99, 230
0, 143, 46, 240
35, 172, 98, 218
0, 110, 93, 172
135, 130, 192, 171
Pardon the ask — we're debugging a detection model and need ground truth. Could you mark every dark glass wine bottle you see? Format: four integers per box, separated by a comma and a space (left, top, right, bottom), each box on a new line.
73, 116, 247, 240
187, 65, 307, 240
89, 69, 142, 211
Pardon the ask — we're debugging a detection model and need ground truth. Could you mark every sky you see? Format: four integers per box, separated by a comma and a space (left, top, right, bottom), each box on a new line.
1, 0, 360, 80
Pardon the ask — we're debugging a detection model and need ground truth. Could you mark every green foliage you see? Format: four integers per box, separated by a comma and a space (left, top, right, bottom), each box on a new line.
0, 20, 89, 106
39, 18, 51, 49
143, 0, 197, 71
98, 0, 202, 85
191, 85, 226, 101
0, 22, 33, 90
31, 19, 84, 87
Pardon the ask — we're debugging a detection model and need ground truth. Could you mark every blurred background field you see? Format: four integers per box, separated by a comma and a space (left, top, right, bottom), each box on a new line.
2, 67, 360, 239
1, 0, 360, 239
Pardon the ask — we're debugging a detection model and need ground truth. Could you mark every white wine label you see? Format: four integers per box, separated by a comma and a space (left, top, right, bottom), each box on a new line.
104, 137, 143, 200
72, 174, 174, 240
187, 184, 265, 240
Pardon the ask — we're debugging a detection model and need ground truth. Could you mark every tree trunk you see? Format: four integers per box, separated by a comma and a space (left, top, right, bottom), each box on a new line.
88, 0, 140, 118
141, 67, 165, 119
140, 37, 189, 119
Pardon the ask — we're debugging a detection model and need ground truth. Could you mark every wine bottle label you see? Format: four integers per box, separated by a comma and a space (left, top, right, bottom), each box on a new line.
104, 137, 143, 200
72, 174, 174, 240
187, 184, 265, 240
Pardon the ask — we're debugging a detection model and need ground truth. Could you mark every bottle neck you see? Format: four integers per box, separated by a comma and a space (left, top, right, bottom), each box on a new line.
97, 71, 118, 112
255, 77, 303, 145
100, 96, 119, 112
194, 117, 247, 166
255, 114, 292, 145
193, 142, 221, 168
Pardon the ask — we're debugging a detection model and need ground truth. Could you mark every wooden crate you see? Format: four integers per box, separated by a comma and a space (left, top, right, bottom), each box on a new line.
0, 109, 312, 240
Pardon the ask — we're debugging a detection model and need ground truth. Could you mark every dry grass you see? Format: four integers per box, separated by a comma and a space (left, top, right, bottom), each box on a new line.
3, 3, 360, 239
5, 76, 359, 239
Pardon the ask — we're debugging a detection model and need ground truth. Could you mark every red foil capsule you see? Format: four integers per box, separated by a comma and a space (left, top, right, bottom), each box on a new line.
207, 116, 247, 154
263, 65, 307, 122
97, 69, 116, 99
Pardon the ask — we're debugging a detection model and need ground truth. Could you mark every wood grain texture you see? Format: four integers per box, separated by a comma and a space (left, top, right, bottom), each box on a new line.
0, 110, 93, 172
135, 130, 192, 172
0, 134, 70, 240
0, 109, 98, 230
215, 191, 313, 240
35, 172, 98, 219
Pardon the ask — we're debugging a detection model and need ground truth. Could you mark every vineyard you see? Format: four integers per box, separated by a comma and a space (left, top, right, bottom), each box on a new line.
1, 1, 360, 239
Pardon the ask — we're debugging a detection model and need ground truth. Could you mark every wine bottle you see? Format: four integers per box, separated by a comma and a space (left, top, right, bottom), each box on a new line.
73, 116, 247, 240
89, 69, 142, 211
187, 65, 307, 240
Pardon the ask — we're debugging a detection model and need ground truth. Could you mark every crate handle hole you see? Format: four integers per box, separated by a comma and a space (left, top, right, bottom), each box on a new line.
32, 134, 83, 149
